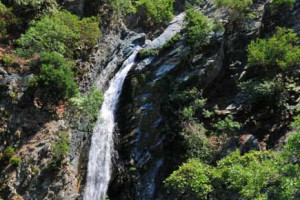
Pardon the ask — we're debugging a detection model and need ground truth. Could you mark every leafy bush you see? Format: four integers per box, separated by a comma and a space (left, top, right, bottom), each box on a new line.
2, 55, 14, 67
213, 150, 279, 200
0, 2, 19, 38
284, 132, 300, 161
138, 48, 159, 59
84, 0, 135, 17
70, 86, 104, 131
30, 52, 78, 102
239, 78, 287, 109
12, 0, 57, 20
213, 115, 241, 135
215, 0, 253, 12
51, 131, 70, 168
180, 122, 213, 161
9, 157, 21, 166
16, 10, 101, 58
163, 33, 182, 49
164, 159, 212, 200
216, 0, 252, 24
135, 0, 174, 25
271, 0, 295, 12
3, 147, 15, 159
185, 9, 212, 52
247, 27, 300, 73
292, 115, 300, 132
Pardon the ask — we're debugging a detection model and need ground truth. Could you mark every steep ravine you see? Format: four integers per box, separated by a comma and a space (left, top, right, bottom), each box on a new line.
1, 0, 300, 199
110, 0, 289, 199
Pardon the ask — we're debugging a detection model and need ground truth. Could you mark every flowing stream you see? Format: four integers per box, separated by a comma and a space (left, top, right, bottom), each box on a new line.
84, 48, 140, 200
84, 12, 185, 200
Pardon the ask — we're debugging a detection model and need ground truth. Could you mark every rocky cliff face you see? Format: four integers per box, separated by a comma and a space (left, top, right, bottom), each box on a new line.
109, 0, 300, 199
1, 0, 300, 199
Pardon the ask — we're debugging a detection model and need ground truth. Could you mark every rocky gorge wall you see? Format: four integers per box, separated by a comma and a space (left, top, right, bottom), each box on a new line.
1, 0, 300, 199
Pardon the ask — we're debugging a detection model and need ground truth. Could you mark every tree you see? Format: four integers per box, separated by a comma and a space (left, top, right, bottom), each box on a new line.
30, 52, 79, 102
16, 10, 101, 58
271, 0, 295, 13
213, 151, 279, 200
135, 0, 175, 26
215, 0, 253, 12
164, 159, 212, 200
51, 131, 70, 168
0, 2, 19, 39
247, 27, 300, 73
185, 9, 212, 53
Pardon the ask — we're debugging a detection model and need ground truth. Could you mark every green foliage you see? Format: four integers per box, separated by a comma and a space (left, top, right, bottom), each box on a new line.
12, 0, 57, 20
164, 159, 212, 200
213, 115, 241, 135
138, 48, 159, 59
70, 86, 104, 131
33, 166, 40, 174
84, 0, 135, 17
9, 157, 21, 166
215, 0, 253, 11
16, 10, 101, 58
271, 0, 295, 13
180, 122, 213, 161
135, 0, 174, 25
169, 87, 207, 120
2, 55, 14, 67
3, 147, 15, 159
185, 9, 212, 52
0, 2, 19, 38
247, 27, 300, 72
215, 0, 252, 24
292, 115, 300, 132
213, 150, 279, 200
163, 33, 182, 49
284, 132, 300, 161
30, 52, 78, 102
239, 78, 287, 109
185, 0, 203, 8
51, 131, 70, 168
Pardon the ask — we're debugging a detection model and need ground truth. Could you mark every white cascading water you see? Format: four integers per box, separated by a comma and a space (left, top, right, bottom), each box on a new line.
84, 48, 140, 200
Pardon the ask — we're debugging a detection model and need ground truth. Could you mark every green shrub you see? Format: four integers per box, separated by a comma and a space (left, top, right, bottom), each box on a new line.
213, 115, 241, 135
70, 86, 104, 131
215, 0, 253, 12
16, 10, 101, 58
33, 166, 40, 174
9, 157, 21, 166
84, 0, 135, 17
239, 78, 287, 109
215, 0, 253, 24
271, 0, 295, 13
0, 2, 19, 38
185, 9, 212, 52
3, 147, 15, 159
163, 33, 182, 49
31, 52, 79, 102
247, 27, 300, 72
180, 122, 213, 161
292, 115, 300, 132
284, 132, 300, 161
164, 159, 212, 200
51, 131, 70, 168
138, 48, 159, 59
213, 150, 279, 200
2, 55, 14, 67
135, 0, 174, 25
12, 0, 57, 20
185, 0, 203, 8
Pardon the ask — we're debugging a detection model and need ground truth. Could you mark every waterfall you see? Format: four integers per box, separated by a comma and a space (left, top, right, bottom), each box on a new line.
84, 48, 140, 200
